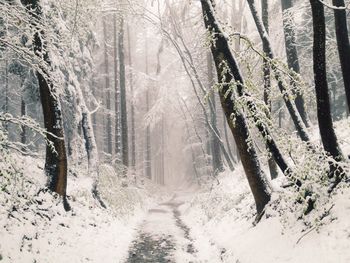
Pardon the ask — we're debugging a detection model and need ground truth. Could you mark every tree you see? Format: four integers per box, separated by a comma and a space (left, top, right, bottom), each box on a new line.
21, 0, 69, 209
103, 18, 113, 155
145, 37, 152, 179
200, 0, 271, 215
332, 0, 350, 113
207, 53, 224, 173
118, 17, 129, 167
309, 0, 345, 192
113, 13, 121, 158
281, 0, 309, 127
127, 24, 136, 170
262, 0, 278, 180
247, 0, 311, 143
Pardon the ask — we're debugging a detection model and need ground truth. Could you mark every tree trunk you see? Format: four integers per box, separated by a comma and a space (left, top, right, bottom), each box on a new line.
77, 86, 106, 208
22, 0, 68, 207
332, 0, 350, 113
310, 0, 345, 191
207, 52, 224, 173
103, 18, 112, 155
20, 97, 26, 144
247, 0, 311, 143
145, 38, 152, 179
118, 17, 129, 167
204, 1, 296, 185
113, 14, 121, 158
201, 0, 271, 215
127, 24, 136, 170
223, 111, 236, 162
262, 0, 279, 180
4, 59, 9, 131
281, 0, 309, 127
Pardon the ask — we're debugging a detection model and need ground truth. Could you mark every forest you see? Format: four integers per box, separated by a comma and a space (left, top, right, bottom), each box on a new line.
0, 0, 350, 262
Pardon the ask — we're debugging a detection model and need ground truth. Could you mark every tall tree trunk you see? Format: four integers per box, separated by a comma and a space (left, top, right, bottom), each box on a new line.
127, 24, 136, 170
203, 1, 296, 187
281, 0, 309, 127
145, 38, 152, 179
103, 18, 112, 155
332, 0, 350, 113
77, 86, 106, 208
21, 0, 68, 208
20, 97, 26, 144
160, 114, 165, 185
247, 0, 311, 143
201, 0, 271, 215
118, 17, 129, 167
207, 52, 224, 173
113, 14, 121, 158
223, 111, 236, 162
262, 0, 279, 180
310, 0, 345, 191
4, 59, 9, 131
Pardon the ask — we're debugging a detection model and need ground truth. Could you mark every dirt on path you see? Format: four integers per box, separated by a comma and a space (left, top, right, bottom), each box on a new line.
125, 194, 197, 263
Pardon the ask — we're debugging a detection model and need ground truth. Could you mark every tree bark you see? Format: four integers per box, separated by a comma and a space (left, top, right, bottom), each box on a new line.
103, 18, 112, 155
113, 14, 121, 158
310, 0, 345, 191
281, 0, 309, 127
118, 17, 129, 167
20, 97, 26, 144
21, 0, 69, 208
332, 0, 350, 113
127, 24, 136, 170
207, 52, 224, 173
4, 60, 9, 131
145, 38, 152, 179
201, 0, 271, 215
262, 0, 279, 180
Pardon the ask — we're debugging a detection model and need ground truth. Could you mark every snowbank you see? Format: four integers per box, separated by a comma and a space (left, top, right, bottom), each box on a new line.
0, 155, 167, 262
180, 118, 350, 263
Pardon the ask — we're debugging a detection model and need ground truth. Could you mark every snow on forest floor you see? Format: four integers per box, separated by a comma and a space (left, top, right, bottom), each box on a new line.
1, 119, 350, 263
0, 156, 170, 263
178, 118, 350, 263
179, 168, 350, 263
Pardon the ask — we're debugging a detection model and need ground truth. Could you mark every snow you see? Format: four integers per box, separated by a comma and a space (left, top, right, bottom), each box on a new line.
0, 155, 168, 263
1, 119, 350, 263
178, 118, 350, 263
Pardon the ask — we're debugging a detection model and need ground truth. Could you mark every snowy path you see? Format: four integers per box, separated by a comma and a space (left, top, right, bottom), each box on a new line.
125, 194, 200, 263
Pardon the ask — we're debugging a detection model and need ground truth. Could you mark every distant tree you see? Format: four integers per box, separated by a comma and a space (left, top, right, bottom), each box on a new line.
113, 14, 121, 158
103, 18, 113, 155
281, 0, 309, 127
127, 24, 136, 170
145, 38, 152, 179
118, 17, 129, 167
207, 53, 224, 174
247, 0, 311, 143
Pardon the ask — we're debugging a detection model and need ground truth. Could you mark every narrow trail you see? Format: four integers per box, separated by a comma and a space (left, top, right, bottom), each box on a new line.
125, 194, 198, 263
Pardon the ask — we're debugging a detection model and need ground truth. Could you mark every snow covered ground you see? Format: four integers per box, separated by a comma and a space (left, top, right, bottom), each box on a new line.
1, 121, 350, 263
178, 118, 350, 263
0, 156, 169, 263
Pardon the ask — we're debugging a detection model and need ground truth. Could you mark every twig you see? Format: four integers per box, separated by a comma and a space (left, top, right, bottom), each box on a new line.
296, 227, 316, 244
